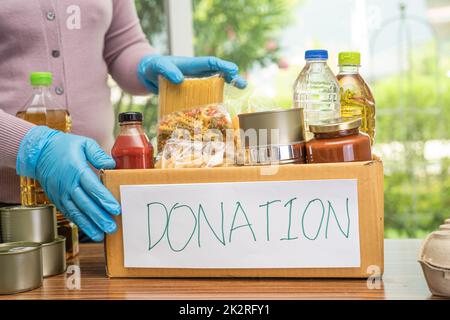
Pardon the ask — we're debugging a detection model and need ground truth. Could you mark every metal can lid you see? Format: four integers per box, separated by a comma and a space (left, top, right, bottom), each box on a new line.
309, 117, 362, 134
41, 235, 66, 247
238, 108, 305, 145
0, 242, 41, 255
0, 204, 55, 213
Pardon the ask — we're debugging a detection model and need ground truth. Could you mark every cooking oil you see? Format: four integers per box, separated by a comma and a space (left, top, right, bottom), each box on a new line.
17, 72, 78, 258
16, 109, 72, 205
337, 52, 376, 145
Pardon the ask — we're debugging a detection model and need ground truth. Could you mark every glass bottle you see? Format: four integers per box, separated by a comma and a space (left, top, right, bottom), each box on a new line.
16, 72, 78, 258
293, 49, 341, 140
112, 112, 154, 169
306, 117, 372, 164
337, 52, 376, 145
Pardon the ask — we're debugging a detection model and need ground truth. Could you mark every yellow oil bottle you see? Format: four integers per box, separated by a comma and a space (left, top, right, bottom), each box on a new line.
337, 52, 376, 145
17, 72, 78, 258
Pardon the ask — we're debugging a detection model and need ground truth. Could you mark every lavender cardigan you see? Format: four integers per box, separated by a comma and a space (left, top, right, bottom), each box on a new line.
0, 0, 153, 203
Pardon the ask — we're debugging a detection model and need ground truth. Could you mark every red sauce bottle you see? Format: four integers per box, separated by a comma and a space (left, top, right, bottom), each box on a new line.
112, 112, 154, 169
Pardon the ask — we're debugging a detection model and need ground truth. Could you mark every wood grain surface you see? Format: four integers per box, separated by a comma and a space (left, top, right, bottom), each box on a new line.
0, 240, 441, 300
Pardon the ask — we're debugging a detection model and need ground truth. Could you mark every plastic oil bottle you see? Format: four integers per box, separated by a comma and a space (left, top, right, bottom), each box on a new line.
16, 72, 79, 258
337, 52, 376, 145
293, 49, 341, 140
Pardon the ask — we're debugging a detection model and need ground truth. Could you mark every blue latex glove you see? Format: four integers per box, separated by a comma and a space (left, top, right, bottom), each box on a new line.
137, 55, 247, 94
16, 126, 121, 242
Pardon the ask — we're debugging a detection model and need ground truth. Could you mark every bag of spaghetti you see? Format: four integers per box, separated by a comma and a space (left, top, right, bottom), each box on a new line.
155, 103, 236, 168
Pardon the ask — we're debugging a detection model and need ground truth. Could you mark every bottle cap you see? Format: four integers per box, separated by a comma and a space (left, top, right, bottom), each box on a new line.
118, 112, 143, 123
338, 52, 361, 66
305, 49, 328, 60
30, 72, 52, 86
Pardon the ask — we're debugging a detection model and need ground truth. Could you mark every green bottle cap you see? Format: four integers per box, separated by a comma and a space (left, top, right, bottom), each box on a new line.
338, 52, 361, 66
30, 72, 52, 86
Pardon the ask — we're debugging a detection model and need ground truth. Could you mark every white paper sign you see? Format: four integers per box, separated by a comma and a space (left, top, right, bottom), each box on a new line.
120, 179, 360, 269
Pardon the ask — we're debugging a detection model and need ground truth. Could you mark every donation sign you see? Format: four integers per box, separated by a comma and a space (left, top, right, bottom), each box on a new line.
120, 179, 361, 268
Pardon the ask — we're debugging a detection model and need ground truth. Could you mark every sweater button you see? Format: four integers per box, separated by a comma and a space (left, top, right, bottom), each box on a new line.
47, 11, 56, 21
52, 50, 60, 58
55, 87, 64, 95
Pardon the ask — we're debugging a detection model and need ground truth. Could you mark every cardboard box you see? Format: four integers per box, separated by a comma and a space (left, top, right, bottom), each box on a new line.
101, 159, 384, 278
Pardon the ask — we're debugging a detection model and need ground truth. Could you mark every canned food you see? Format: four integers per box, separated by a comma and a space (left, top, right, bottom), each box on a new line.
42, 236, 66, 277
0, 242, 43, 294
0, 205, 57, 243
238, 108, 306, 146
238, 108, 306, 165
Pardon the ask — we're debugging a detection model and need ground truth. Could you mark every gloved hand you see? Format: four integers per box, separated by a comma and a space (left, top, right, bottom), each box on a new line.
137, 55, 247, 94
16, 126, 121, 242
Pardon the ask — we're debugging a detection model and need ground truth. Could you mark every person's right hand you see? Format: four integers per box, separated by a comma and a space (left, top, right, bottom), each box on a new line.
16, 126, 121, 241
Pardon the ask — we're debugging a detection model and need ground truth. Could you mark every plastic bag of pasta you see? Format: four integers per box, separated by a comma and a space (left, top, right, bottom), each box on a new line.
158, 138, 228, 168
157, 103, 233, 151
155, 104, 236, 168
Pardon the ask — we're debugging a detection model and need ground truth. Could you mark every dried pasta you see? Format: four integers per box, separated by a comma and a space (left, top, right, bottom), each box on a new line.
157, 104, 232, 152
158, 74, 225, 118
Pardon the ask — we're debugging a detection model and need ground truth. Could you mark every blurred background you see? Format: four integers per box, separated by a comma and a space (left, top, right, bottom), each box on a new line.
113, 0, 450, 238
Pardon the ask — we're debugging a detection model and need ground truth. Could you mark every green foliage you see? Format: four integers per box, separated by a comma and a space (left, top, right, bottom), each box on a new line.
135, 0, 166, 44
372, 46, 450, 238
193, 0, 297, 71
383, 161, 450, 238
134, 0, 296, 71
372, 52, 449, 143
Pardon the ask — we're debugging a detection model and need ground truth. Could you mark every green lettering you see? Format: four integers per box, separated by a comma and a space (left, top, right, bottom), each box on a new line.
147, 202, 169, 251
301, 199, 325, 240
259, 200, 281, 241
197, 203, 226, 247
325, 198, 351, 238
280, 197, 298, 241
166, 203, 197, 252
229, 201, 256, 243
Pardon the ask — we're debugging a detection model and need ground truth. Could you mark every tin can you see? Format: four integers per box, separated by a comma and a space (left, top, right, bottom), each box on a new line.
238, 108, 306, 165
0, 205, 57, 243
42, 236, 67, 277
0, 242, 43, 294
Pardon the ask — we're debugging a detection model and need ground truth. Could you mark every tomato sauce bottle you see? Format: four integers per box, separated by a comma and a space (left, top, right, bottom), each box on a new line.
112, 112, 154, 169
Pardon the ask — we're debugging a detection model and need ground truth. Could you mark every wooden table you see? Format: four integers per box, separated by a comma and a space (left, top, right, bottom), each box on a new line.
1, 239, 439, 300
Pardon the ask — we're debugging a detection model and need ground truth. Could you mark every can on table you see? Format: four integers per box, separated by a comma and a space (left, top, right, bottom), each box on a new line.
0, 205, 57, 243
42, 236, 67, 277
0, 242, 43, 294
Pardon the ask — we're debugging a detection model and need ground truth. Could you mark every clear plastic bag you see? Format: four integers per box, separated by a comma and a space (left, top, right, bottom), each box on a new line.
156, 103, 235, 168
157, 103, 232, 151
159, 138, 231, 168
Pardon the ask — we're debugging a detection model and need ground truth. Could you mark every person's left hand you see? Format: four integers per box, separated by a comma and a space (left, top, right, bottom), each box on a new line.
137, 55, 247, 94
16, 126, 121, 242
